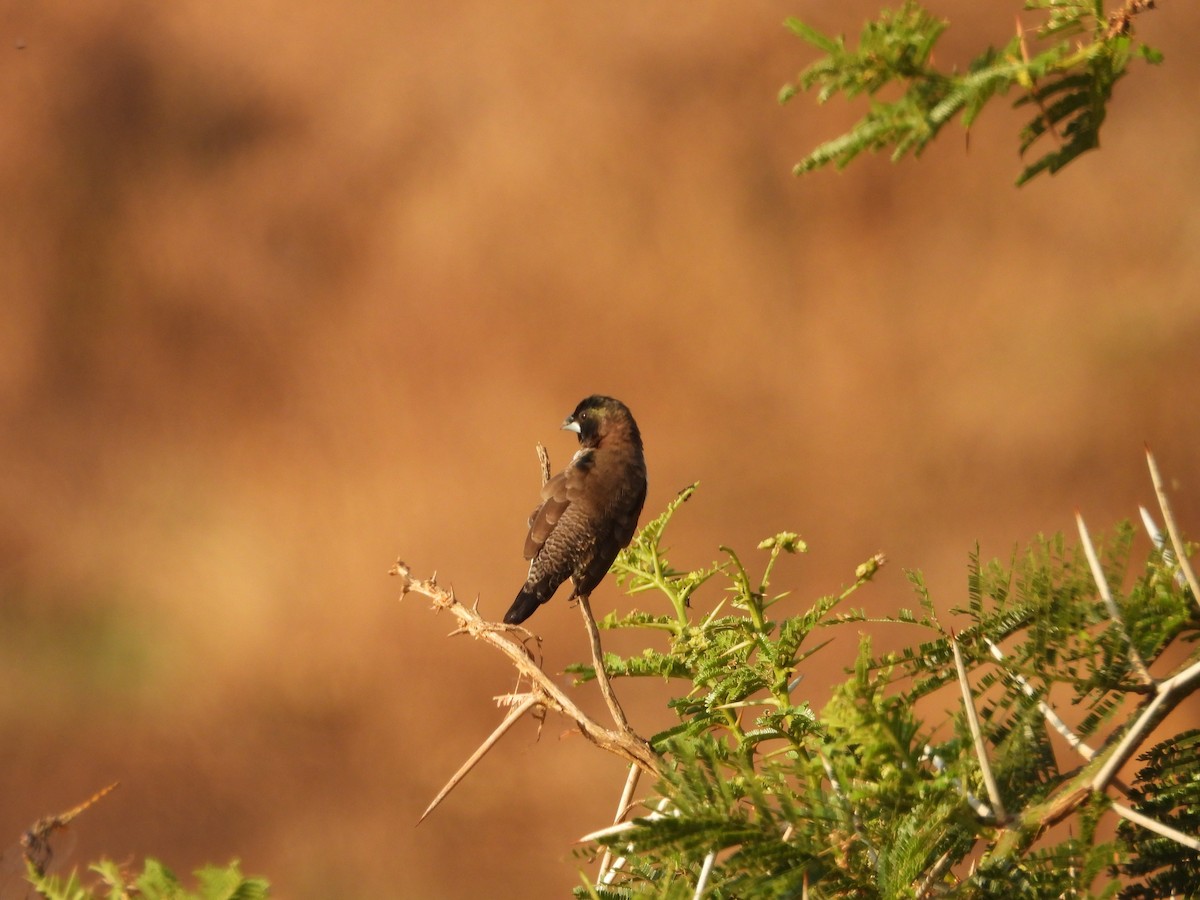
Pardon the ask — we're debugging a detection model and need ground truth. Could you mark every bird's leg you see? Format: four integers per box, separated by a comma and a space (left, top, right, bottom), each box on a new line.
578, 594, 633, 734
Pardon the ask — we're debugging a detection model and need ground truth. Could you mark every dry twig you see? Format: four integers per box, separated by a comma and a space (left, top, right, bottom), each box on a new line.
393, 563, 661, 796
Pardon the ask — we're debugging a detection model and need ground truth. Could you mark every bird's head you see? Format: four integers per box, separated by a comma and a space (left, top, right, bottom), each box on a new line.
562, 395, 642, 450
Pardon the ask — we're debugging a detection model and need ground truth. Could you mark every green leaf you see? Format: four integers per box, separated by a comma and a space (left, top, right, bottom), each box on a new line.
783, 17, 841, 55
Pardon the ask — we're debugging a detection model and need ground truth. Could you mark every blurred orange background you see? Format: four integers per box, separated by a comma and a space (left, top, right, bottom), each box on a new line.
1, 1, 1198, 896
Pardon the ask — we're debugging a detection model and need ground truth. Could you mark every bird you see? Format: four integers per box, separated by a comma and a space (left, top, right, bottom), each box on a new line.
503, 395, 648, 626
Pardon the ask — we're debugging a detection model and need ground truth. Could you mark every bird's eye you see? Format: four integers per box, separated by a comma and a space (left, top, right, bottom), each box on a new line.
579, 410, 589, 420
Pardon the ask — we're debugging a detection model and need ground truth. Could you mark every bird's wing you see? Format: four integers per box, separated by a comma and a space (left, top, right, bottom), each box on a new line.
523, 453, 592, 561
611, 477, 648, 548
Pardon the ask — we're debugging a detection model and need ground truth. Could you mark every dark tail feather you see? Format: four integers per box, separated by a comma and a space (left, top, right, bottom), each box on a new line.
503, 588, 543, 625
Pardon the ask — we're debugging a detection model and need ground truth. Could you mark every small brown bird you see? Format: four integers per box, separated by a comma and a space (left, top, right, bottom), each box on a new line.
503, 396, 648, 625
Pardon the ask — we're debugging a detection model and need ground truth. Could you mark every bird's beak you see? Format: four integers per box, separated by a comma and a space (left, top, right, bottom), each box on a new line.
562, 417, 581, 434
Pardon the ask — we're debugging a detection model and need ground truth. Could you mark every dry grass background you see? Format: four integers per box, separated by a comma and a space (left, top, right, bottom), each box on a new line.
1, 1, 1198, 896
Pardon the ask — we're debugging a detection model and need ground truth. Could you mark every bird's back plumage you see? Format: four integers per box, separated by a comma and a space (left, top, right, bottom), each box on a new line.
503, 396, 647, 625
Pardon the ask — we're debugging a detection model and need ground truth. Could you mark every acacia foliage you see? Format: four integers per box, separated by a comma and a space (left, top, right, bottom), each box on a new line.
575, 486, 1200, 898
780, 0, 1164, 185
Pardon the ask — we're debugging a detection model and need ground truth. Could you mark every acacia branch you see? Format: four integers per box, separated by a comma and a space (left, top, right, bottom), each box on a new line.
391, 563, 661, 783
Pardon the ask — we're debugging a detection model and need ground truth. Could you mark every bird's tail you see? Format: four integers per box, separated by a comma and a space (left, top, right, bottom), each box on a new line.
503, 588, 542, 625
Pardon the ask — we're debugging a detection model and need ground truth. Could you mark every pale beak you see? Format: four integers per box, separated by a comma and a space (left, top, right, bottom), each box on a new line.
562, 417, 581, 433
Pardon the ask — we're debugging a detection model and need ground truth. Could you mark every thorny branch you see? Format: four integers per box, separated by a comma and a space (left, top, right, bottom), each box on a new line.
392, 562, 661, 809
986, 452, 1200, 859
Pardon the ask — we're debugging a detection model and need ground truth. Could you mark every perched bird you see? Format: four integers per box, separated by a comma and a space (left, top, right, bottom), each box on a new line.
503, 396, 648, 626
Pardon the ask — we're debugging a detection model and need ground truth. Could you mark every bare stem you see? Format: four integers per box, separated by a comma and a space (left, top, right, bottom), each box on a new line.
579, 595, 636, 734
